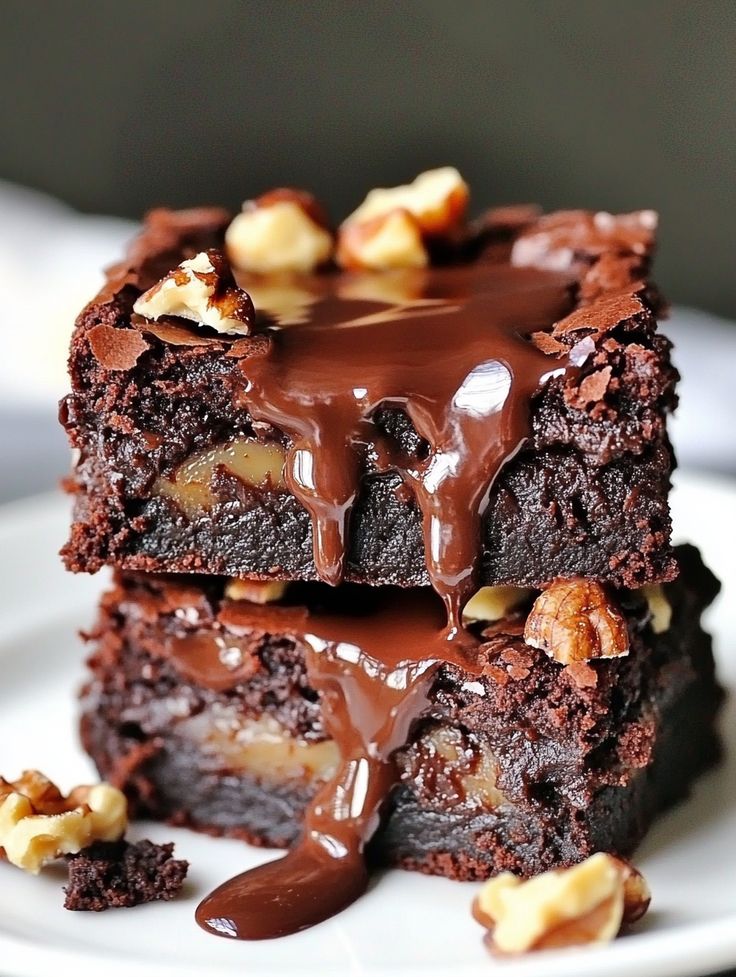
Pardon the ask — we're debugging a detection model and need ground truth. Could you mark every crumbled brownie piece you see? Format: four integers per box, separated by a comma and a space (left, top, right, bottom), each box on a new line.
64, 839, 188, 911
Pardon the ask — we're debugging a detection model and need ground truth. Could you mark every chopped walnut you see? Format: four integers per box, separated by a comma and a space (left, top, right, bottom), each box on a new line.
0, 771, 127, 874
225, 188, 334, 274
641, 584, 672, 634
342, 167, 469, 236
224, 578, 288, 604
337, 209, 429, 271
462, 586, 532, 624
336, 167, 469, 270
473, 853, 650, 954
133, 249, 255, 335
524, 578, 629, 664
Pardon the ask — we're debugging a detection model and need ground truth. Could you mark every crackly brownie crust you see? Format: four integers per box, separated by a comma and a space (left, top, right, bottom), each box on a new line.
61, 205, 678, 589
79, 545, 722, 880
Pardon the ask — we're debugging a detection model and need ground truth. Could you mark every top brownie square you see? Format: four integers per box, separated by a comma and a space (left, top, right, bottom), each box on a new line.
60, 176, 678, 597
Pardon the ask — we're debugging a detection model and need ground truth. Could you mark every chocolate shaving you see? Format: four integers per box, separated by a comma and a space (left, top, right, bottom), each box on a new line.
565, 661, 599, 689
576, 366, 613, 406
530, 331, 567, 357
579, 254, 642, 304
553, 289, 644, 337
136, 317, 225, 347
512, 209, 657, 270
225, 338, 256, 358
88, 325, 150, 371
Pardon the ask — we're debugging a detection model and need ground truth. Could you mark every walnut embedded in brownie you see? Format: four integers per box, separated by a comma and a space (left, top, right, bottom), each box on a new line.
79, 545, 722, 879
61, 202, 677, 590
64, 839, 188, 911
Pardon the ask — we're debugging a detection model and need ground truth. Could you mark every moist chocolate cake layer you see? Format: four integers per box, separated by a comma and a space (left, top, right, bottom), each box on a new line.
62, 204, 677, 592
79, 544, 722, 881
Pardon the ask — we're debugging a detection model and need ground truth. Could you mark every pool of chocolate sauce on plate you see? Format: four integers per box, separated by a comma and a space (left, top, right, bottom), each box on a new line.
195, 261, 577, 939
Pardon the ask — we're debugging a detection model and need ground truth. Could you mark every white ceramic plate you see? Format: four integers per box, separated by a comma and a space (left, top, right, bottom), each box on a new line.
0, 472, 734, 977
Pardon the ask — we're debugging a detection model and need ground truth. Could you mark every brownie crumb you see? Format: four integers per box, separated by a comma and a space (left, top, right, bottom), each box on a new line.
64, 839, 188, 911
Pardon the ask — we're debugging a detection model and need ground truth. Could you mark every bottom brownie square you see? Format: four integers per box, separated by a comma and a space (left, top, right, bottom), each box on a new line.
79, 545, 722, 881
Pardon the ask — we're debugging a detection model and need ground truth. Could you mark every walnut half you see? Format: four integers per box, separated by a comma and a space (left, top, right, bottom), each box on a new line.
524, 578, 630, 664
473, 853, 651, 954
0, 771, 127, 874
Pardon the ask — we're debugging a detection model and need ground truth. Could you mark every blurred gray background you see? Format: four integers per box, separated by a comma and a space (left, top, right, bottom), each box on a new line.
1, 0, 734, 317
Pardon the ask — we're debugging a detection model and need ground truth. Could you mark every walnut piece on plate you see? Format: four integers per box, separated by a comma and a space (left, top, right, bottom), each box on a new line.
0, 770, 127, 874
473, 853, 651, 954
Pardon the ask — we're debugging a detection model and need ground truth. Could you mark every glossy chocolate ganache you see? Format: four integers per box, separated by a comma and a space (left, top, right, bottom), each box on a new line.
237, 261, 578, 631
187, 250, 586, 938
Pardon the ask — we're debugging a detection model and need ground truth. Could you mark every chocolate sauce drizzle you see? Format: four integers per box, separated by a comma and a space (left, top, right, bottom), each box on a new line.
194, 591, 482, 939
238, 262, 576, 632
196, 260, 578, 939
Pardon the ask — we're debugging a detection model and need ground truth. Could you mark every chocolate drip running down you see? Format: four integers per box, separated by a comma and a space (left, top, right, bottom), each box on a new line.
194, 591, 484, 939
193, 259, 582, 939
235, 262, 578, 634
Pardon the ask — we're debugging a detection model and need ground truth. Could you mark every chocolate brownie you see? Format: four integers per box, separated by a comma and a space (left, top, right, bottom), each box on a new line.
61, 203, 678, 595
79, 544, 722, 882
64, 839, 188, 911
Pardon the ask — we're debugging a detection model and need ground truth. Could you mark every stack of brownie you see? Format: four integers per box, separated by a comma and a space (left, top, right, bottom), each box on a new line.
60, 169, 722, 939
